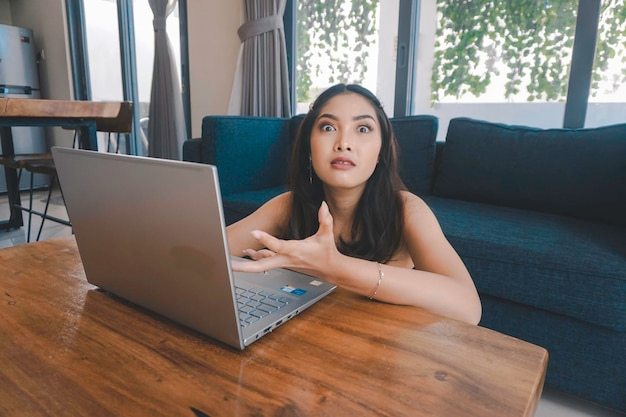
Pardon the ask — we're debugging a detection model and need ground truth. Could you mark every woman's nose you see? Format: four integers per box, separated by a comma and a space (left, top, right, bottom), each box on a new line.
334, 132, 352, 151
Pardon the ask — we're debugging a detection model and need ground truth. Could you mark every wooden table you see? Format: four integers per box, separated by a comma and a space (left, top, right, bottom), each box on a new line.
0, 237, 548, 417
0, 98, 132, 230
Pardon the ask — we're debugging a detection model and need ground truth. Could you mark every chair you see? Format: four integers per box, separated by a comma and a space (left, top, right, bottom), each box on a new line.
1, 120, 82, 242
0, 153, 52, 217
22, 158, 71, 242
1, 101, 133, 242
21, 102, 133, 241
0, 153, 71, 242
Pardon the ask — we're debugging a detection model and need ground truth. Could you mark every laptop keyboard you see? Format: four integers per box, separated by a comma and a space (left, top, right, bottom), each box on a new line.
235, 286, 292, 327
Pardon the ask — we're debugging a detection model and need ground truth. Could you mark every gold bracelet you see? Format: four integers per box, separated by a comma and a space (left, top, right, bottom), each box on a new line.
368, 262, 384, 300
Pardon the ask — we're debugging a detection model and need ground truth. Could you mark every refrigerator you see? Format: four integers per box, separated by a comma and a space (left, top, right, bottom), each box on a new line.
0, 23, 48, 193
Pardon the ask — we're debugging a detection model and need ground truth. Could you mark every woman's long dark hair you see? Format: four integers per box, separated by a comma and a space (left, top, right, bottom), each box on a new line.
285, 84, 406, 263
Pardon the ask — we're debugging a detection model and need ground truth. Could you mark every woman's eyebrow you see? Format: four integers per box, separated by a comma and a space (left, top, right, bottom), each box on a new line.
354, 114, 376, 122
317, 113, 376, 122
318, 113, 338, 121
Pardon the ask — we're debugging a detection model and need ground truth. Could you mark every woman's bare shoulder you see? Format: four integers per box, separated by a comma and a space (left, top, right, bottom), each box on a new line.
263, 191, 292, 212
236, 192, 292, 232
226, 192, 292, 255
398, 190, 431, 214
397, 190, 444, 236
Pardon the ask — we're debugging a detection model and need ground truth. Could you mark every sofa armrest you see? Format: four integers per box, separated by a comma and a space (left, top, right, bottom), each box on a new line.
182, 138, 202, 163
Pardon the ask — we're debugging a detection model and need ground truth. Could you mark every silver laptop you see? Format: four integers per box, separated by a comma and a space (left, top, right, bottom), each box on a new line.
52, 147, 336, 350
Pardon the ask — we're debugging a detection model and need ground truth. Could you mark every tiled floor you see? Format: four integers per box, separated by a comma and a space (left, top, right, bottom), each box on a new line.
0, 189, 624, 417
0, 187, 72, 248
537, 388, 624, 417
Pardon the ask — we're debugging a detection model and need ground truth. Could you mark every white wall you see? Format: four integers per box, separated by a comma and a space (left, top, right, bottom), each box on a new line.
187, 1, 242, 137
0, 0, 11, 24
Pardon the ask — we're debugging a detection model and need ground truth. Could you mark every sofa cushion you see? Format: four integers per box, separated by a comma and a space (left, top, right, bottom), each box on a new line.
201, 116, 292, 196
222, 186, 287, 226
479, 294, 626, 411
392, 115, 438, 196
182, 138, 202, 163
424, 196, 626, 331
290, 113, 306, 138
432, 117, 626, 226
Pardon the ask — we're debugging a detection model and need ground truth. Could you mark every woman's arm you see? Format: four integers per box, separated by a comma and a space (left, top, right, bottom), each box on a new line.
230, 194, 482, 325
226, 192, 291, 256
330, 192, 482, 324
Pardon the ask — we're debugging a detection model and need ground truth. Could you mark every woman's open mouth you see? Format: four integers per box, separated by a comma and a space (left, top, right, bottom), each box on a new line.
331, 157, 355, 169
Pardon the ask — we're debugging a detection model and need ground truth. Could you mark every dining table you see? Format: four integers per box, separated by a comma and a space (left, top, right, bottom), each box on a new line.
0, 236, 549, 417
0, 97, 132, 230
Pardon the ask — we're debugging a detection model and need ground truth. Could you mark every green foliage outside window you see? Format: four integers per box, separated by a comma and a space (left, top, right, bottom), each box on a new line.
294, 0, 626, 105
296, 0, 380, 103
431, 0, 626, 102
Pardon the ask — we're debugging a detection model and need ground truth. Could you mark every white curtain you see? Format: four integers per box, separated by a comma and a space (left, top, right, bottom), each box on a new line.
229, 0, 291, 117
147, 0, 186, 159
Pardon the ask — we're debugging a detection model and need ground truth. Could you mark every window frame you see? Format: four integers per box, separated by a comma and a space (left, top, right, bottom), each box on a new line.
65, 0, 190, 154
284, 0, 603, 128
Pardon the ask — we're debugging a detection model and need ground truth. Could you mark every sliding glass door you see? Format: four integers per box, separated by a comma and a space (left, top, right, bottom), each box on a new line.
66, 0, 188, 155
293, 0, 399, 115
585, 1, 626, 127
81, 0, 125, 150
412, 0, 578, 139
288, 0, 625, 134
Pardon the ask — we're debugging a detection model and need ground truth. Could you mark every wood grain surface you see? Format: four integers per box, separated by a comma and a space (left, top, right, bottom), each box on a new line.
0, 237, 547, 417
0, 98, 132, 132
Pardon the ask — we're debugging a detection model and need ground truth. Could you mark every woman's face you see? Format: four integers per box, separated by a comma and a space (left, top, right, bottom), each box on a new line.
309, 92, 382, 193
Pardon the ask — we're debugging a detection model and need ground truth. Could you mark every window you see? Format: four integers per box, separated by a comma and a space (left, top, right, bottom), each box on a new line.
412, 0, 577, 140
82, 0, 124, 150
585, 0, 626, 127
130, 0, 183, 154
288, 0, 624, 137
293, 0, 399, 114
67, 0, 188, 155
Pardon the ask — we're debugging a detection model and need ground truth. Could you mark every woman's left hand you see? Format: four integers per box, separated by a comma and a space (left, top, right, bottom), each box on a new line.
231, 201, 337, 277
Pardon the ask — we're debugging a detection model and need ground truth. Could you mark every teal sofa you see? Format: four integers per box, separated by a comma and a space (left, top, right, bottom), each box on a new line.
183, 115, 626, 413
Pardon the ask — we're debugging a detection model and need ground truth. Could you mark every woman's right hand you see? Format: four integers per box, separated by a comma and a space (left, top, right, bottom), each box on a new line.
231, 201, 338, 279
242, 248, 276, 260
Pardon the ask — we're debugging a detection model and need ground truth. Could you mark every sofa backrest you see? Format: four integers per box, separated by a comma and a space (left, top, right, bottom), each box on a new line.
392, 115, 438, 196
200, 116, 293, 196
432, 117, 626, 226
200, 113, 439, 198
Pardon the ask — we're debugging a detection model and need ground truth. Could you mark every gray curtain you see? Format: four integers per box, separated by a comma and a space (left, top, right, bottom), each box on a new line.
234, 0, 291, 117
147, 0, 186, 159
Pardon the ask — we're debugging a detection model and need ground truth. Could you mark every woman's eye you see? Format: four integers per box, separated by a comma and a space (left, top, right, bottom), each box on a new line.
321, 124, 335, 132
358, 125, 371, 133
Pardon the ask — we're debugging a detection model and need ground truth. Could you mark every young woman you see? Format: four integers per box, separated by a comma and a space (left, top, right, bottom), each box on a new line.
227, 84, 481, 325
